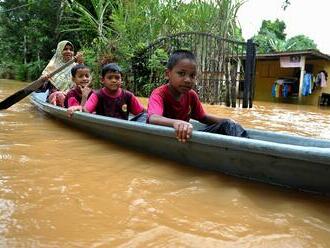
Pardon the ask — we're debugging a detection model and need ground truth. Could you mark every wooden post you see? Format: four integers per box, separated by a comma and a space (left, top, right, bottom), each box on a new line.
235, 59, 241, 97
298, 56, 306, 101
243, 39, 255, 108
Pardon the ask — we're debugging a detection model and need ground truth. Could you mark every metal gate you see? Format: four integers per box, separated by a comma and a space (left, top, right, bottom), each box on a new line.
131, 32, 256, 108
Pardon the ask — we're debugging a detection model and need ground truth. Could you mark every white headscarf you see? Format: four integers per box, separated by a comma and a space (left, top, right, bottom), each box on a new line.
42, 40, 76, 91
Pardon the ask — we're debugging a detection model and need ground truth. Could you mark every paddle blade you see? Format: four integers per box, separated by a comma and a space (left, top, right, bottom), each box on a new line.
0, 80, 44, 110
0, 57, 75, 110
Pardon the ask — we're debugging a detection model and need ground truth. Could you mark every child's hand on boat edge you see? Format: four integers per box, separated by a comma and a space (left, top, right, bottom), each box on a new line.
173, 120, 193, 143
67, 105, 83, 118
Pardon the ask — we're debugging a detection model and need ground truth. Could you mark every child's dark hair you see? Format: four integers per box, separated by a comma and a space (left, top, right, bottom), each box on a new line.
71, 64, 89, 77
167, 50, 196, 69
101, 63, 122, 77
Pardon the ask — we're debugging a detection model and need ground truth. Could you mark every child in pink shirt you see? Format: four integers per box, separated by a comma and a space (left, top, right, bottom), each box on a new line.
65, 64, 92, 117
148, 50, 248, 142
84, 63, 145, 120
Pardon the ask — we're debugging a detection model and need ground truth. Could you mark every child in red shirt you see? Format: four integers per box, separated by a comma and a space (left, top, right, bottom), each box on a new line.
65, 64, 92, 117
147, 50, 247, 142
84, 63, 145, 120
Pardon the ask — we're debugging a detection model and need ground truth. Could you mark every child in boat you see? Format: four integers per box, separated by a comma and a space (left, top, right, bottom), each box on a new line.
65, 64, 92, 117
83, 63, 145, 120
147, 49, 248, 142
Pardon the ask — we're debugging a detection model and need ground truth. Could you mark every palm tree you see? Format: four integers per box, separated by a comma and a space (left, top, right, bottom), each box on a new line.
63, 0, 115, 44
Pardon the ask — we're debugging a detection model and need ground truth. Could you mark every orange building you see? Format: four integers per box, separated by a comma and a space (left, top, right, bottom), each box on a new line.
254, 50, 330, 105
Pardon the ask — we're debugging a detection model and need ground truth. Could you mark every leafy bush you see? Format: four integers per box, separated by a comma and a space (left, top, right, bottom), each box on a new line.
141, 82, 160, 96
15, 64, 28, 81
27, 60, 47, 80
145, 48, 168, 94
0, 63, 15, 79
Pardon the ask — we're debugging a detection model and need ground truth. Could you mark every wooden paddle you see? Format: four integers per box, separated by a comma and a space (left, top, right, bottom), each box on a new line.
0, 57, 76, 110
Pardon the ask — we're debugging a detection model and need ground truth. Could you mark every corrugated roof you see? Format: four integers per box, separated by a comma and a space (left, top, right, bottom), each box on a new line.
256, 49, 330, 61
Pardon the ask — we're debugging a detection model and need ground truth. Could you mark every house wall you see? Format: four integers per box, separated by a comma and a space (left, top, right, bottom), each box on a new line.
254, 59, 330, 105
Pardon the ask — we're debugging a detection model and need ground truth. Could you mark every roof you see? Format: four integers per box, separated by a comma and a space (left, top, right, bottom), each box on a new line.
256, 49, 330, 61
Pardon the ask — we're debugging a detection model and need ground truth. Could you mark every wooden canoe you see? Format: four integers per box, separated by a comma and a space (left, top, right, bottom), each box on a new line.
30, 92, 330, 196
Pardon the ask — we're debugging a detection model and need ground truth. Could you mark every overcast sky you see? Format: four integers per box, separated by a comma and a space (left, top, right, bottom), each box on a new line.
237, 0, 330, 54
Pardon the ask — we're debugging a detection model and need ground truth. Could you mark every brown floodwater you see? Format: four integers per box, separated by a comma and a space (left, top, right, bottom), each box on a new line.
0, 79, 330, 247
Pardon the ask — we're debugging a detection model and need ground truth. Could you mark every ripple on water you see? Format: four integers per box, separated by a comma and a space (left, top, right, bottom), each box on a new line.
0, 151, 32, 167
303, 217, 330, 233
18, 155, 30, 165
113, 225, 310, 248
0, 199, 15, 235
0, 153, 12, 161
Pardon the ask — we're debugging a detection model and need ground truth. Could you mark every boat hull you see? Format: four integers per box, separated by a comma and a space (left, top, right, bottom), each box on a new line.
31, 92, 330, 196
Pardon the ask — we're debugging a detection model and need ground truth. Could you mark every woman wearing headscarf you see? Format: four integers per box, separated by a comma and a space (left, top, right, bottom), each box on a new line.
41, 40, 83, 106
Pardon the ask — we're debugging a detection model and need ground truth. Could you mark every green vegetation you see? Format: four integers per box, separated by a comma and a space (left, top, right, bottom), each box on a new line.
0, 0, 244, 86
253, 19, 317, 53
0, 0, 63, 80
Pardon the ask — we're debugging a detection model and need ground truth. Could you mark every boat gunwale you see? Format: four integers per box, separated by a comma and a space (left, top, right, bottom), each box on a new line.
30, 93, 330, 165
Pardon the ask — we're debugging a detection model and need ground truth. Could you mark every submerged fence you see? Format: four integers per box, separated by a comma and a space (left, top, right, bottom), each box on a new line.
131, 32, 256, 108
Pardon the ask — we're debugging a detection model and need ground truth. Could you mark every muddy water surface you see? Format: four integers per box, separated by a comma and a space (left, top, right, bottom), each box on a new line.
1, 80, 330, 247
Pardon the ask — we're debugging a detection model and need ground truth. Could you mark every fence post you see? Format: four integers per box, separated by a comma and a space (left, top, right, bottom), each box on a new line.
249, 41, 256, 108
243, 39, 255, 108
